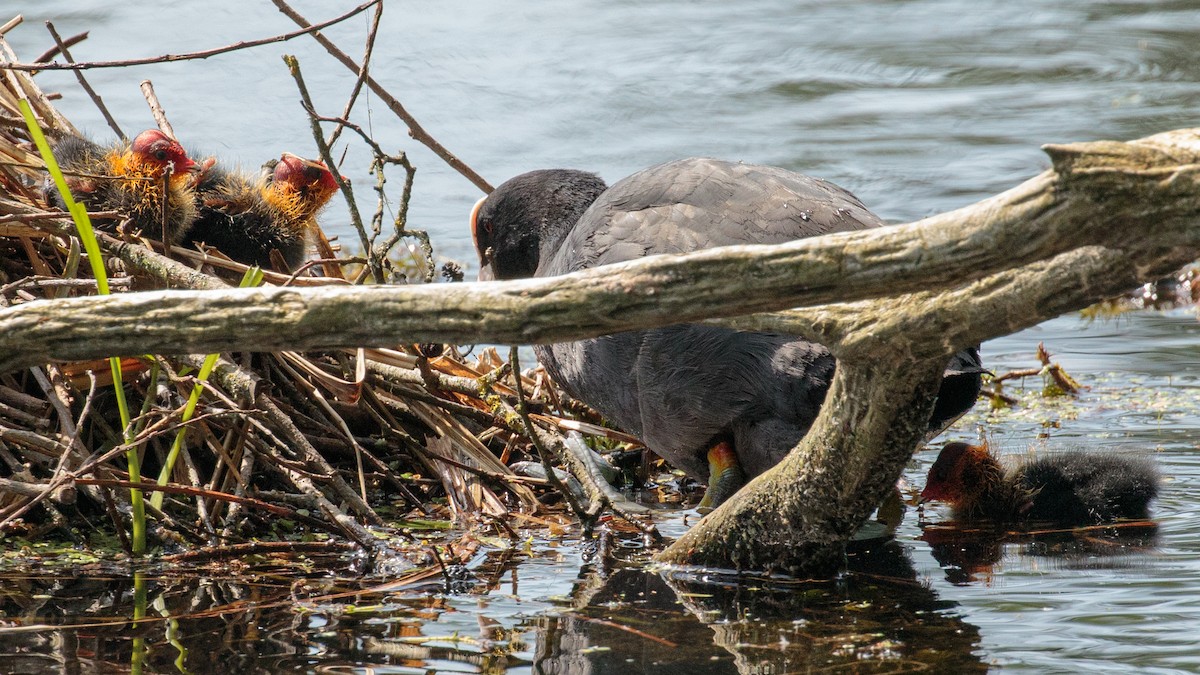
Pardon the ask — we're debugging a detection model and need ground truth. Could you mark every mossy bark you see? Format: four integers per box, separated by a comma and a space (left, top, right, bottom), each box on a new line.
656, 248, 1143, 574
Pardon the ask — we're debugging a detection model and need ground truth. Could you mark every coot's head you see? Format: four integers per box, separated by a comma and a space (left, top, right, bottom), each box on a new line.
268, 153, 341, 217
921, 441, 996, 507
470, 169, 606, 280
130, 129, 196, 176
276, 154, 340, 201
928, 347, 986, 433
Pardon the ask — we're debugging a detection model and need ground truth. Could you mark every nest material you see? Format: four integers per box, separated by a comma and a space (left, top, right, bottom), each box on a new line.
0, 30, 627, 563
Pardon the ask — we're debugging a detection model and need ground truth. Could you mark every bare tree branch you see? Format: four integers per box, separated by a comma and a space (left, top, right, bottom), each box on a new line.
326, 0, 382, 148
0, 1, 380, 71
44, 22, 122, 141
284, 54, 382, 283
33, 29, 88, 64
3, 128, 1199, 376
271, 0, 494, 193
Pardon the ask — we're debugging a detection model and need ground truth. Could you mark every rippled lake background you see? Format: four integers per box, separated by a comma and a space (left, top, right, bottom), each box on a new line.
5, 0, 1200, 671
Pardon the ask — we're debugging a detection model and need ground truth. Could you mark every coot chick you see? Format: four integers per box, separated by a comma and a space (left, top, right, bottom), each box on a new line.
471, 158, 984, 507
46, 129, 198, 243
182, 153, 339, 270
920, 441, 1159, 524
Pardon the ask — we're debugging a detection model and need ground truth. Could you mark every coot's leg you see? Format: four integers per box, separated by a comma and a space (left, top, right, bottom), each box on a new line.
698, 440, 746, 513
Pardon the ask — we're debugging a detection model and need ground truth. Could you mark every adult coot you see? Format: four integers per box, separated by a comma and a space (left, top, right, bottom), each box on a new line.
921, 441, 1159, 524
472, 158, 983, 507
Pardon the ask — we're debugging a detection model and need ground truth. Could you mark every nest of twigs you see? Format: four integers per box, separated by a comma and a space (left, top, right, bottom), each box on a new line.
0, 16, 652, 570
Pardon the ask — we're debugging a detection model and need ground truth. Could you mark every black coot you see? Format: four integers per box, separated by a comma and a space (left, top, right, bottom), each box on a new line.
472, 158, 983, 507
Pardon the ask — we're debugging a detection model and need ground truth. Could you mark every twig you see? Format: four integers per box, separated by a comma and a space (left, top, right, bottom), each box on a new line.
138, 80, 175, 142
257, 394, 382, 524
326, 0, 382, 148
219, 425, 256, 539
380, 151, 427, 276
0, 210, 114, 223
284, 54, 383, 283
0, 1, 381, 71
272, 0, 494, 193
53, 369, 97, 479
0, 476, 56, 498
274, 353, 369, 503
0, 400, 45, 429
0, 384, 45, 414
164, 353, 388, 547
0, 275, 132, 296
161, 539, 356, 564
34, 30, 87, 64
369, 370, 498, 428
0, 16, 21, 36
101, 233, 229, 290
307, 112, 425, 273
979, 387, 1019, 406
76, 478, 328, 521
510, 347, 592, 522
45, 22, 124, 142
992, 367, 1042, 383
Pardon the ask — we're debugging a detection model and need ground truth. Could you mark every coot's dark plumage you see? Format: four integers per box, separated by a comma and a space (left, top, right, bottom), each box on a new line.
921, 441, 1159, 524
472, 158, 984, 506
182, 153, 338, 270
47, 129, 199, 243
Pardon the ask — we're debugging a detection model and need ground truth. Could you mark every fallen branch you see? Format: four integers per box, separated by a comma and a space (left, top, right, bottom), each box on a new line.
656, 246, 1144, 573
4, 128, 1200, 371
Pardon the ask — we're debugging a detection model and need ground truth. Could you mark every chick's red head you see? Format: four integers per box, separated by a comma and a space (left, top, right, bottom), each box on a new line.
920, 442, 982, 503
130, 129, 196, 175
273, 153, 340, 211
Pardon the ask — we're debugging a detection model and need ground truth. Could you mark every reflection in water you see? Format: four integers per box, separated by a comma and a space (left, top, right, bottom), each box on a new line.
531, 538, 984, 674
0, 555, 397, 672
0, 500, 1179, 672
0, 537, 987, 673
921, 523, 1160, 586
